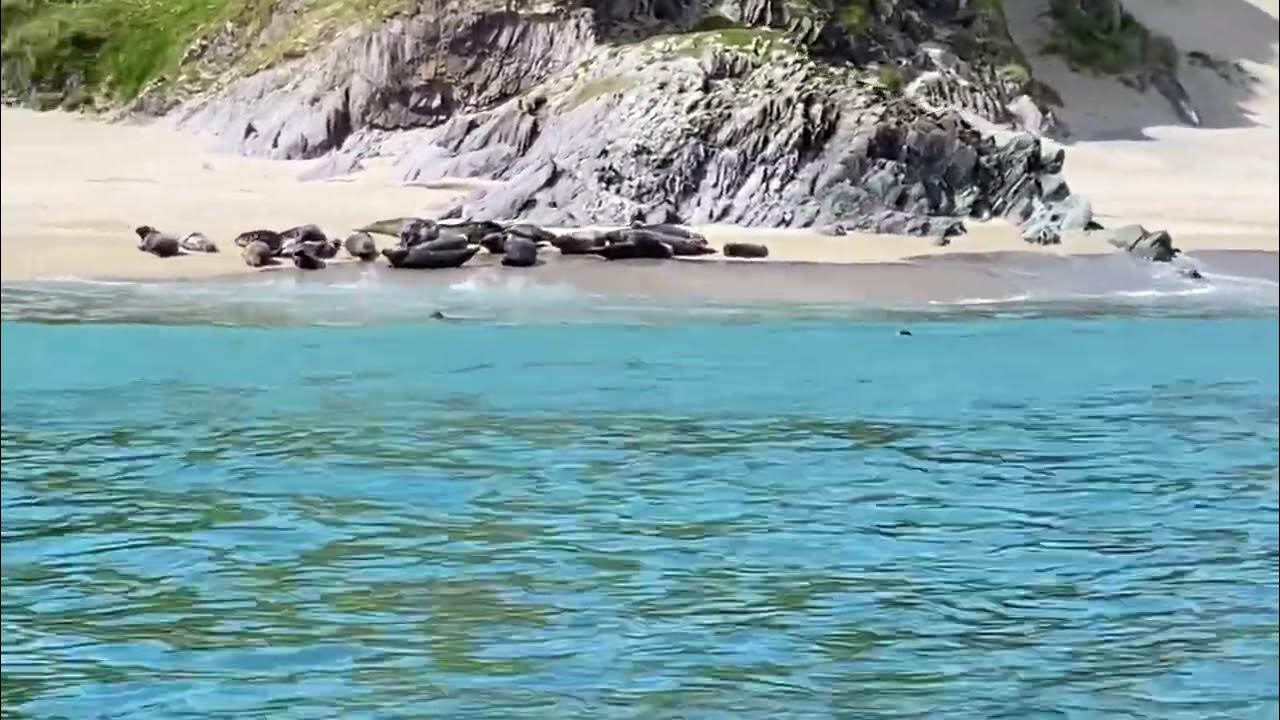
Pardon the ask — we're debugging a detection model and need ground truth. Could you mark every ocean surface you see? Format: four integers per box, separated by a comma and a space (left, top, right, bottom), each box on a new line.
2, 275, 1278, 719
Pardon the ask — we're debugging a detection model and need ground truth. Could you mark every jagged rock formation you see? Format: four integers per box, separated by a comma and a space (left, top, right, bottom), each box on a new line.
166, 0, 1093, 238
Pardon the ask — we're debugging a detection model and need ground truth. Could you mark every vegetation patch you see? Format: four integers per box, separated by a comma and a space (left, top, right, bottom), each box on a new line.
0, 0, 408, 106
566, 75, 635, 110
834, 0, 873, 35
1042, 0, 1180, 74
876, 64, 905, 94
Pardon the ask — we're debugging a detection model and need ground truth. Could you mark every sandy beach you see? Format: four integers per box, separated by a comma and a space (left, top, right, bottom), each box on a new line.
1, 0, 1277, 285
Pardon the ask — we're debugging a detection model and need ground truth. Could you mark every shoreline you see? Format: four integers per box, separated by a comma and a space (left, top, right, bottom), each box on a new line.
4, 249, 1275, 312
2, 108, 1277, 287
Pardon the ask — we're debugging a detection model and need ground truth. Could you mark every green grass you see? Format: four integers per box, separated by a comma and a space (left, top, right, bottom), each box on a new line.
876, 64, 905, 93
834, 0, 872, 34
565, 75, 635, 109
1043, 0, 1179, 74
665, 27, 793, 59
0, 0, 408, 106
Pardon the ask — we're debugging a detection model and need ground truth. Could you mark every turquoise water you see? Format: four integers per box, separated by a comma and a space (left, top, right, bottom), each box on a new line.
2, 283, 1278, 718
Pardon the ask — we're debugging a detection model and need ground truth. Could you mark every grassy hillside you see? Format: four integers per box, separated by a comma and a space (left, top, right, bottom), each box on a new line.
0, 0, 403, 106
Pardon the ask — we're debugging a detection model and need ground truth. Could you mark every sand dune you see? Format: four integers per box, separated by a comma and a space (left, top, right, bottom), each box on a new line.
1006, 0, 1279, 243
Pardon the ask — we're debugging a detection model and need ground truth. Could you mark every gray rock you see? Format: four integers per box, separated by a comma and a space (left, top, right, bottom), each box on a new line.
1130, 229, 1179, 262
1107, 224, 1180, 262
1022, 225, 1061, 245
1107, 224, 1150, 251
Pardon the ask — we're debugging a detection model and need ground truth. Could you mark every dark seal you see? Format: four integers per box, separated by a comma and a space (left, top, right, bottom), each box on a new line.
180, 232, 219, 253
723, 242, 769, 259
344, 231, 379, 261
234, 229, 283, 253
241, 240, 276, 267
292, 250, 326, 270
134, 226, 181, 257
502, 237, 539, 267
382, 245, 480, 270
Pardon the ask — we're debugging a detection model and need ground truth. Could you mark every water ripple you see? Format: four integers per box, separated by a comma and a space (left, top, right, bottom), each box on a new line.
2, 313, 1277, 718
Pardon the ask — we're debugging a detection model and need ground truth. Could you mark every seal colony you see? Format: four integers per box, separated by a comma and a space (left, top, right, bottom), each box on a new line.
131, 218, 757, 271
132, 214, 1197, 276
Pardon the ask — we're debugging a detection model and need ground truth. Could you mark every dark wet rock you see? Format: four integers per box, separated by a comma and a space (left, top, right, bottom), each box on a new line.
180, 232, 219, 253
134, 226, 181, 258
723, 242, 770, 259
344, 231, 379, 261
1179, 266, 1204, 280
501, 237, 539, 267
382, 244, 480, 269
819, 224, 847, 236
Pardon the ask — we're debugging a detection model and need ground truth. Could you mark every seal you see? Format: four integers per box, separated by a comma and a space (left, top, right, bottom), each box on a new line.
633, 224, 706, 242
502, 237, 539, 267
134, 226, 181, 257
593, 240, 673, 261
344, 231, 379, 261
723, 242, 769, 259
382, 245, 480, 270
180, 232, 219, 253
420, 234, 470, 252
357, 217, 419, 238
440, 220, 504, 243
661, 237, 717, 257
552, 233, 606, 255
479, 232, 507, 255
234, 229, 284, 253
241, 240, 276, 267
504, 223, 557, 244
280, 224, 327, 245
400, 218, 441, 247
292, 250, 326, 270
294, 239, 340, 259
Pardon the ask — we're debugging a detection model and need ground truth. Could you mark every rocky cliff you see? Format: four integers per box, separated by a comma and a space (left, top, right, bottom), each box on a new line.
5, 0, 1103, 238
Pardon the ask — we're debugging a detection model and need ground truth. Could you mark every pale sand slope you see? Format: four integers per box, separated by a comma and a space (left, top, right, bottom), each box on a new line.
1005, 0, 1280, 243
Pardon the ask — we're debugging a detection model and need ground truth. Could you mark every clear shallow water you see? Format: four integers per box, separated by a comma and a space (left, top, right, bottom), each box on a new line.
2, 281, 1278, 719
